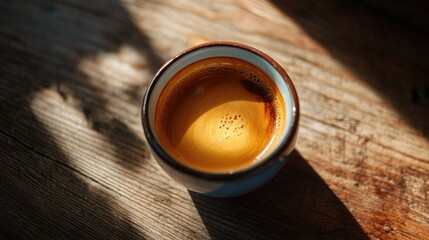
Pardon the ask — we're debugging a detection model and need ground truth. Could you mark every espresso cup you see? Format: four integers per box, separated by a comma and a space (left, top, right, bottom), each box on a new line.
142, 42, 299, 198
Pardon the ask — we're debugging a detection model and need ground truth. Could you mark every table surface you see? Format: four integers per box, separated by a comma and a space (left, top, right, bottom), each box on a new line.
1, 0, 428, 239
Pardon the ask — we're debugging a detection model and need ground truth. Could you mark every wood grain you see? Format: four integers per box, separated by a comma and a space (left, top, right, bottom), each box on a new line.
1, 0, 428, 239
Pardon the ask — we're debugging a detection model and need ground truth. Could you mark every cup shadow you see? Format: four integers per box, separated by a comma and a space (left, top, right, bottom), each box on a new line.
190, 150, 369, 239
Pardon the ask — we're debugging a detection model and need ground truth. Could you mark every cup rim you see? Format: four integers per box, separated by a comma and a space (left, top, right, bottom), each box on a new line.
141, 41, 299, 181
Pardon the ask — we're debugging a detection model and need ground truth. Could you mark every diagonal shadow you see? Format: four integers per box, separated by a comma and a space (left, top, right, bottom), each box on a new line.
0, 0, 164, 238
191, 151, 369, 239
1, 0, 164, 172
0, 48, 145, 239
269, 0, 429, 140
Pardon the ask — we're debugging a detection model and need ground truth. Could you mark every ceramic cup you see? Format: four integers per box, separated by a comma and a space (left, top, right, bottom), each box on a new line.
141, 42, 299, 198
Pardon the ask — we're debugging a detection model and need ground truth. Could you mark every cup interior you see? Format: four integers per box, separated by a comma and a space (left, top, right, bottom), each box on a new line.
143, 43, 298, 176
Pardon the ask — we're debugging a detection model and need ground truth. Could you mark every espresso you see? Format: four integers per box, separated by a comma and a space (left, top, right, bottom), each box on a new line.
155, 57, 286, 173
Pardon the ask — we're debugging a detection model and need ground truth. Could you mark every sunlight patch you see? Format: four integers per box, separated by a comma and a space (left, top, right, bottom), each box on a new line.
78, 44, 151, 87
30, 87, 130, 189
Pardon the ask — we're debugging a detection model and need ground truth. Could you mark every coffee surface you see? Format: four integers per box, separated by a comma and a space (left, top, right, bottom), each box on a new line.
155, 57, 285, 173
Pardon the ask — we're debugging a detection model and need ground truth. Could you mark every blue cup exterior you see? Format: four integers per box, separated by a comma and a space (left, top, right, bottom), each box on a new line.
142, 42, 299, 198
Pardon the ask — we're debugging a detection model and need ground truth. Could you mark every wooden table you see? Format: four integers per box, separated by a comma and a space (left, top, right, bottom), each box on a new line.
1, 0, 428, 239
